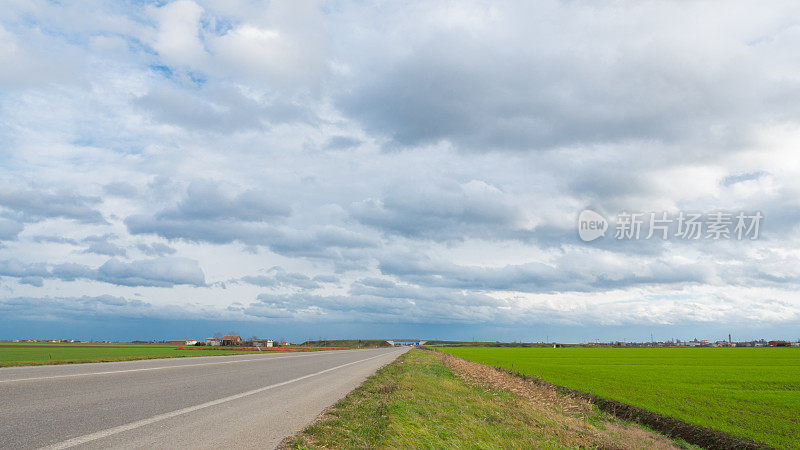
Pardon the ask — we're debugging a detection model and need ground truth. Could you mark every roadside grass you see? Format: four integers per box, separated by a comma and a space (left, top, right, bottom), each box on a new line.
286, 349, 682, 449
0, 344, 262, 367
440, 347, 800, 448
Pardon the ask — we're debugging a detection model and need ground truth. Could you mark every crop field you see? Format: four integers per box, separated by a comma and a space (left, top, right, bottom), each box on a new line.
440, 347, 800, 448
0, 342, 263, 367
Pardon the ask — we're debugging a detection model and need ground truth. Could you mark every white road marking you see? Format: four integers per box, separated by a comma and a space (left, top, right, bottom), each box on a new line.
0, 349, 362, 384
40, 350, 398, 450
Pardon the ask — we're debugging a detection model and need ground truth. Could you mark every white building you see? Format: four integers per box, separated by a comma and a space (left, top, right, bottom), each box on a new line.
205, 337, 221, 346
253, 339, 273, 347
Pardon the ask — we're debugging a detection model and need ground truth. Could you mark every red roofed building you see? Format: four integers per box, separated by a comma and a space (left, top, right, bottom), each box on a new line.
221, 335, 243, 346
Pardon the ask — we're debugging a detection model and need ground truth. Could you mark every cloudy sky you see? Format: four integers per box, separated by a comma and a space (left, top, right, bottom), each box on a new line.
2, 0, 800, 342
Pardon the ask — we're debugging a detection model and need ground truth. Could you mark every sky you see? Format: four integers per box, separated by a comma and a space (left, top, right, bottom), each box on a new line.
1, 0, 800, 343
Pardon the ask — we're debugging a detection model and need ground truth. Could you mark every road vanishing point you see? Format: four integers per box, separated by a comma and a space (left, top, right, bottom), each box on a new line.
0, 347, 408, 449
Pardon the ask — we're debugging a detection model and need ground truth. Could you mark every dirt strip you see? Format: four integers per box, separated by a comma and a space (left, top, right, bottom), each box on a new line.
427, 348, 770, 450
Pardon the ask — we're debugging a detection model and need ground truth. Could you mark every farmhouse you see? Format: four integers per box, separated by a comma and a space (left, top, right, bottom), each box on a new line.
205, 337, 221, 346
253, 339, 273, 347
221, 335, 243, 346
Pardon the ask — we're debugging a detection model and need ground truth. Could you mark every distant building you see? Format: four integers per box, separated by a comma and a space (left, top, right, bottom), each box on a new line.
681, 339, 708, 347
768, 340, 791, 347
165, 339, 197, 346
221, 335, 243, 346
253, 339, 273, 347
205, 337, 221, 346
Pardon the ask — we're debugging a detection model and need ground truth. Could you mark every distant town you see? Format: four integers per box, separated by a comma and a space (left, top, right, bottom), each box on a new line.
10, 335, 292, 347
8, 335, 800, 348
602, 337, 800, 348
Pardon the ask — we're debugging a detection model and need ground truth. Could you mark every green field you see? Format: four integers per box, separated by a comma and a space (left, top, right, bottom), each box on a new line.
0, 342, 261, 367
440, 347, 800, 448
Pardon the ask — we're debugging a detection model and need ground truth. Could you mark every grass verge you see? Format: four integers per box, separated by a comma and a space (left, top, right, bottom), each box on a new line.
285, 349, 685, 449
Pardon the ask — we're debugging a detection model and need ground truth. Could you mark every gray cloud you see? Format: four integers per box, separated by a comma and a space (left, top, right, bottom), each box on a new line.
50, 263, 94, 281
125, 180, 292, 245
0, 186, 105, 224
325, 135, 362, 151
136, 242, 177, 256
95, 258, 205, 287
19, 276, 44, 287
0, 260, 51, 278
135, 86, 265, 133
312, 274, 339, 284
32, 235, 79, 245
245, 279, 514, 323
350, 180, 524, 240
103, 181, 138, 198
81, 241, 127, 257
126, 181, 377, 259
265, 226, 378, 258
159, 180, 291, 222
80, 234, 127, 257
126, 215, 272, 245
240, 266, 323, 290
0, 218, 24, 241
378, 252, 712, 294
0, 257, 205, 288
0, 295, 153, 321
335, 3, 799, 153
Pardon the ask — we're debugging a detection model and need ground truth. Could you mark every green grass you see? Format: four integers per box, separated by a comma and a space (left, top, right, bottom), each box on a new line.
0, 342, 261, 366
440, 347, 800, 448
288, 349, 682, 449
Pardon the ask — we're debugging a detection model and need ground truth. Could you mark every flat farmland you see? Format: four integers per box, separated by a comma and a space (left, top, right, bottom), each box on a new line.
440, 347, 800, 448
0, 342, 261, 367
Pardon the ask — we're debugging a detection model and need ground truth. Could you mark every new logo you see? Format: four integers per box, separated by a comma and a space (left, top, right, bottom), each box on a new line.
578, 209, 608, 242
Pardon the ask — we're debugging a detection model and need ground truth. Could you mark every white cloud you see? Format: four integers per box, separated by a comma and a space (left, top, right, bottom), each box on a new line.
148, 0, 207, 68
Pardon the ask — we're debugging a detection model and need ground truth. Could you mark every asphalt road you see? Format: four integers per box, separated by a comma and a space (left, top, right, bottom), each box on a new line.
0, 347, 407, 449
